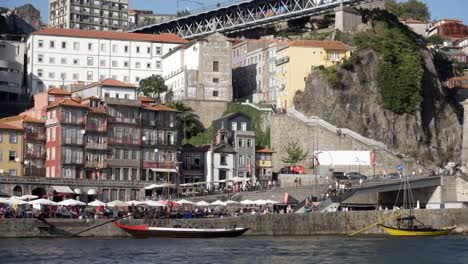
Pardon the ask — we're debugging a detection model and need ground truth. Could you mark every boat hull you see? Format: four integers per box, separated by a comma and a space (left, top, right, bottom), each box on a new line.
114, 222, 250, 239
379, 224, 456, 237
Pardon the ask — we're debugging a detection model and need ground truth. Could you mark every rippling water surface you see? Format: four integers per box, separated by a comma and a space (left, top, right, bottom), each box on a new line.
0, 236, 467, 264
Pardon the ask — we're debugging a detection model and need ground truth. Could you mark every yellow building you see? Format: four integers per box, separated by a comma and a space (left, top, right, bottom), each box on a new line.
276, 40, 351, 109
0, 123, 24, 176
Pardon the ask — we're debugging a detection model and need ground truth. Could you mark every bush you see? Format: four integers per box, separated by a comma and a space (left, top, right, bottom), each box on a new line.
319, 66, 339, 89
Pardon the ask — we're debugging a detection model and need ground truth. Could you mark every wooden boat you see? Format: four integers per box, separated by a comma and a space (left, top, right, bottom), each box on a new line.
114, 221, 250, 239
379, 223, 456, 237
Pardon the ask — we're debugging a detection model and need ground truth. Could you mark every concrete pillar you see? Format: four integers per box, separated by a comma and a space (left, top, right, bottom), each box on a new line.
334, 5, 362, 32
461, 100, 468, 172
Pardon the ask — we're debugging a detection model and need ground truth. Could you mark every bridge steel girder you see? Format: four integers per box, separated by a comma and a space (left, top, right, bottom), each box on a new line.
131, 0, 372, 39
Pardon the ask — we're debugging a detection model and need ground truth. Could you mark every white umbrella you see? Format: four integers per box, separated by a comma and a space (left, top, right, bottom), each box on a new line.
29, 198, 57, 206
145, 200, 165, 207
88, 200, 106, 207
177, 199, 195, 205
240, 199, 255, 205
7, 197, 29, 205
254, 199, 267, 205
225, 200, 239, 205
265, 200, 279, 204
107, 200, 128, 207
211, 200, 227, 206
196, 201, 210, 207
58, 199, 86, 206
0, 197, 10, 204
19, 195, 38, 200
126, 200, 145, 206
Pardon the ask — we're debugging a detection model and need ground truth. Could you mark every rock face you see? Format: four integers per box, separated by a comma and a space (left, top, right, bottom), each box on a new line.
294, 49, 462, 165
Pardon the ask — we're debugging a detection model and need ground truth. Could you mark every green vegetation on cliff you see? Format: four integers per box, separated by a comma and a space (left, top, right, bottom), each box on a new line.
385, 0, 430, 21
353, 10, 424, 115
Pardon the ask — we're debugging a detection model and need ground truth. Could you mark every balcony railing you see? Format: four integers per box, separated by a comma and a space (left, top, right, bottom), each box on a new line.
85, 123, 106, 132
108, 137, 141, 145
142, 139, 176, 147
85, 142, 107, 150
142, 161, 175, 169
85, 161, 107, 169
24, 168, 46, 177
62, 158, 84, 165
107, 116, 139, 125
61, 117, 84, 125
25, 151, 46, 159
25, 132, 46, 141
62, 138, 84, 145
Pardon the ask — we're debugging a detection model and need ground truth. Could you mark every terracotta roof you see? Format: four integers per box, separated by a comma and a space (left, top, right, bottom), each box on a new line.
0, 115, 44, 124
47, 87, 71, 96
400, 18, 427, 24
0, 122, 23, 131
151, 104, 179, 112
76, 79, 136, 92
32, 28, 188, 44
47, 98, 89, 109
256, 147, 275, 153
287, 40, 351, 50
138, 96, 156, 103
88, 107, 107, 114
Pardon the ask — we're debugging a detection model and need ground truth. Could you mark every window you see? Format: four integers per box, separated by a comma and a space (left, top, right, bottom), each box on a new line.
60, 72, 66, 80
220, 155, 227, 165
88, 43, 93, 51
238, 155, 244, 166
124, 45, 128, 52
156, 61, 161, 69
104, 93, 110, 98
100, 60, 106, 66
38, 54, 44, 63
87, 57, 94, 66
124, 76, 129, 82
73, 73, 79, 80
135, 62, 141, 68
231, 122, 237, 131
213, 61, 219, 72
100, 43, 106, 52
51, 127, 56, 140
49, 41, 55, 48
8, 169, 16, 176
238, 138, 243, 148
124, 61, 129, 67
112, 60, 117, 67
61, 58, 67, 64
61, 41, 67, 49
124, 94, 130, 99
213, 91, 219, 97
73, 58, 79, 65
51, 147, 55, 160
49, 72, 55, 79
135, 77, 140, 82
73, 42, 79, 50
37, 69, 43, 77
9, 150, 16, 161
112, 44, 118, 52
9, 132, 17, 143
146, 62, 151, 69
156, 47, 161, 55
136, 46, 140, 53
87, 71, 93, 81
147, 47, 151, 54
100, 74, 106, 80
49, 57, 55, 64
38, 40, 44, 48
247, 139, 252, 148
241, 122, 247, 131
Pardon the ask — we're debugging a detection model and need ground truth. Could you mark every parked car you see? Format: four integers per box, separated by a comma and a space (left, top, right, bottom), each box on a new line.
346, 172, 368, 180
387, 172, 401, 179
332, 172, 348, 180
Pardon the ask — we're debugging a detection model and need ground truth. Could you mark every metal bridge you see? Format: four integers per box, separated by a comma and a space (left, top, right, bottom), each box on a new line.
130, 0, 379, 39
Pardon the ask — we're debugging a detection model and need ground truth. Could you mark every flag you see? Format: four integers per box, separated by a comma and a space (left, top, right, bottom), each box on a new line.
315, 156, 320, 166
284, 192, 289, 204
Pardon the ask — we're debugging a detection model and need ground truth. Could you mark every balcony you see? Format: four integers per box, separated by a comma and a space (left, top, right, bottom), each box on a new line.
85, 142, 107, 150
104, 97, 141, 107
86, 123, 106, 132
256, 160, 272, 168
142, 161, 175, 169
62, 138, 84, 146
85, 161, 107, 169
62, 159, 84, 165
25, 151, 46, 160
24, 167, 46, 177
275, 56, 290, 66
108, 137, 141, 145
61, 117, 84, 125
25, 132, 46, 141
107, 159, 139, 167
107, 116, 139, 125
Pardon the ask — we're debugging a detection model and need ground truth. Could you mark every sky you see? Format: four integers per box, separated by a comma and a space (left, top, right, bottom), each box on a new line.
0, 0, 467, 24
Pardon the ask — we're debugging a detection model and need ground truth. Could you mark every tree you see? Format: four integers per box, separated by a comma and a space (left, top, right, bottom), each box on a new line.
385, 0, 430, 21
138, 75, 167, 101
177, 10, 190, 17
168, 101, 200, 141
282, 141, 309, 166
165, 89, 174, 103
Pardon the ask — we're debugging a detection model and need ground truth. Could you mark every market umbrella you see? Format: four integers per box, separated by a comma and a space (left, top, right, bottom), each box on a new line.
195, 201, 210, 207
126, 200, 145, 206
58, 199, 86, 206
88, 200, 106, 207
29, 198, 57, 206
177, 199, 195, 205
254, 199, 268, 205
225, 200, 239, 205
0, 197, 10, 204
144, 200, 165, 207
240, 199, 255, 205
106, 200, 128, 207
211, 200, 227, 206
7, 197, 29, 205
19, 195, 38, 201
265, 200, 279, 204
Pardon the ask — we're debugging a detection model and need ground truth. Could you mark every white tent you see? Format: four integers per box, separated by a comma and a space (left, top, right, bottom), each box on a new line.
265, 200, 279, 204
126, 200, 145, 206
107, 200, 128, 207
195, 201, 210, 207
240, 200, 255, 205
29, 198, 57, 206
211, 200, 227, 206
58, 199, 86, 206
19, 195, 38, 200
254, 199, 268, 205
177, 199, 195, 205
88, 200, 106, 207
144, 200, 165, 207
7, 197, 29, 205
225, 200, 239, 205
0, 197, 10, 204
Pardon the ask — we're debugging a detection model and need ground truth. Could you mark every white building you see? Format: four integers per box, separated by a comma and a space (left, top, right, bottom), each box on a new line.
71, 78, 137, 99
205, 143, 236, 189
0, 39, 26, 94
162, 33, 232, 102
27, 28, 188, 94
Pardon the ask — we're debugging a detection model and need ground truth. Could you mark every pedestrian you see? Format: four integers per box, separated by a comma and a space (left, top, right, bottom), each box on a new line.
294, 177, 298, 188
298, 178, 302, 187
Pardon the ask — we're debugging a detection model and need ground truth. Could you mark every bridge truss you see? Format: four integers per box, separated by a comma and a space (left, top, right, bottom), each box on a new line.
131, 0, 376, 39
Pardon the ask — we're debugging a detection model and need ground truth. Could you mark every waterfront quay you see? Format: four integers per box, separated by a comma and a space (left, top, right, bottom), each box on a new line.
0, 209, 467, 238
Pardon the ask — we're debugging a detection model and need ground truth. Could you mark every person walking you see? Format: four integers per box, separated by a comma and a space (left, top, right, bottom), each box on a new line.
298, 177, 302, 187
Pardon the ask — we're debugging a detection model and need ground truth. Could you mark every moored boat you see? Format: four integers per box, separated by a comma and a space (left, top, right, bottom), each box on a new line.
379, 223, 456, 237
114, 221, 250, 239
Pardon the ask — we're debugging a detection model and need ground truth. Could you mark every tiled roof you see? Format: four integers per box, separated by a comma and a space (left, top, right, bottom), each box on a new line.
256, 147, 275, 153
47, 98, 89, 109
32, 28, 188, 44
0, 115, 44, 124
78, 79, 136, 92
151, 104, 179, 112
288, 40, 351, 50
47, 87, 71, 96
0, 122, 23, 131
138, 96, 156, 103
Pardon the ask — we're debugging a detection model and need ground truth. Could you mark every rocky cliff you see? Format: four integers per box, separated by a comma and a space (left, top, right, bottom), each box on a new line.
294, 49, 462, 165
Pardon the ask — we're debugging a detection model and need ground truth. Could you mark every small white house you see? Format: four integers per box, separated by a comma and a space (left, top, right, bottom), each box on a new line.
71, 78, 137, 100
205, 143, 236, 189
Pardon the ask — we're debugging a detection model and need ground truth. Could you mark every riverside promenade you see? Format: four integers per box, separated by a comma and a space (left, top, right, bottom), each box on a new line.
1, 209, 467, 238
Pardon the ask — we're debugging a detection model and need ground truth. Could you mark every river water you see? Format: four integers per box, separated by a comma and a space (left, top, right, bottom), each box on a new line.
0, 236, 467, 264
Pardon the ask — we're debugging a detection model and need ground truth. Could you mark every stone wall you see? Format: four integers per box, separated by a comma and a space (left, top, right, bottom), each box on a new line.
1, 209, 468, 238
183, 100, 228, 128
270, 111, 426, 176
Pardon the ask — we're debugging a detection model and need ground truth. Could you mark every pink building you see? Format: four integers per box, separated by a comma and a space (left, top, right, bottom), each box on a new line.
22, 88, 72, 120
